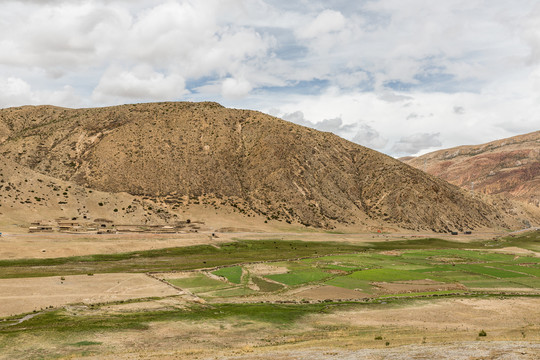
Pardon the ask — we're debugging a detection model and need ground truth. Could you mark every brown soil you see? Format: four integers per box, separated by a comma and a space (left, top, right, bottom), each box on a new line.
7, 297, 534, 360
319, 297, 540, 331
372, 279, 467, 294
0, 232, 233, 259
0, 273, 179, 317
98, 297, 188, 313
215, 342, 540, 360
285, 285, 369, 300
245, 263, 289, 276
488, 246, 540, 257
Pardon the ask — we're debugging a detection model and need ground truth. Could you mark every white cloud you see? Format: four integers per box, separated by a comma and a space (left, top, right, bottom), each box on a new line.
0, 0, 539, 156
221, 77, 252, 99
352, 124, 388, 150
296, 9, 346, 39
0, 76, 80, 108
92, 66, 187, 103
391, 132, 442, 155
0, 77, 31, 99
281, 110, 356, 136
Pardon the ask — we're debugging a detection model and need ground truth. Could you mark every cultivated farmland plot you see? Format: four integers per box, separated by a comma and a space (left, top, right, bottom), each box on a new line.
0, 232, 539, 360
157, 246, 540, 302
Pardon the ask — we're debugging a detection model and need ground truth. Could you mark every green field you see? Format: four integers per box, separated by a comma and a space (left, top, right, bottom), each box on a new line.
154, 232, 540, 299
167, 274, 231, 293
324, 276, 372, 291
2, 234, 534, 279
1, 231, 539, 300
348, 268, 428, 282
0, 240, 367, 279
265, 268, 333, 286
1, 231, 540, 360
251, 276, 282, 291
212, 266, 243, 284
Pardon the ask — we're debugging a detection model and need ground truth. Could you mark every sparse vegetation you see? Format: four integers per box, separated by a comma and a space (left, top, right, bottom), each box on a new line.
0, 240, 365, 278
0, 102, 525, 232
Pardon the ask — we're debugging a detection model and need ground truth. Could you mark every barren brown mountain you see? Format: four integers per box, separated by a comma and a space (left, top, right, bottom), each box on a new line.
0, 102, 535, 231
0, 155, 176, 230
402, 131, 540, 207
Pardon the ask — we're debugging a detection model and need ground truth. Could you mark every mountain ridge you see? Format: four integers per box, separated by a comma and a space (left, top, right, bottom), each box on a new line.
402, 131, 540, 207
0, 102, 536, 232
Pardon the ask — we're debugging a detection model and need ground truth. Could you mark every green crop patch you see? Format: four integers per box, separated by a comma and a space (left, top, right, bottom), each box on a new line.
432, 271, 491, 282
167, 274, 229, 292
266, 269, 333, 286
511, 256, 540, 264
456, 264, 528, 278
207, 287, 257, 298
0, 303, 340, 334
212, 266, 243, 284
402, 249, 514, 263
509, 277, 540, 288
0, 240, 367, 279
349, 268, 427, 282
499, 265, 540, 277
324, 276, 373, 292
411, 264, 465, 273
252, 276, 284, 292
462, 279, 532, 289
321, 264, 360, 272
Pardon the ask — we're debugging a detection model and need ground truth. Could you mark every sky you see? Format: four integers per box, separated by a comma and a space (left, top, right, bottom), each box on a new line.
1, 0, 539, 157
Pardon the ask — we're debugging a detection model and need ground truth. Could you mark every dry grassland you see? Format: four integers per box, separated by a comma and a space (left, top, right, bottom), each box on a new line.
13, 296, 535, 360
0, 229, 510, 260
0, 273, 178, 317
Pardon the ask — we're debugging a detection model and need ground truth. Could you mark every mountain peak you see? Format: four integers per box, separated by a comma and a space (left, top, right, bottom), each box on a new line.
0, 102, 536, 231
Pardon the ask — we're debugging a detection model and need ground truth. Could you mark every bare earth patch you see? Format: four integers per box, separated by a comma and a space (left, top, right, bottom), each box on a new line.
98, 297, 188, 313
66, 297, 540, 360
0, 232, 233, 260
0, 273, 179, 317
217, 342, 540, 360
285, 285, 369, 300
245, 263, 289, 276
317, 297, 540, 331
155, 271, 201, 280
373, 279, 467, 294
488, 246, 540, 257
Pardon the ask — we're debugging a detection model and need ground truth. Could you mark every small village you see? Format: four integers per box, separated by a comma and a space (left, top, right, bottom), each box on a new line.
28, 217, 203, 234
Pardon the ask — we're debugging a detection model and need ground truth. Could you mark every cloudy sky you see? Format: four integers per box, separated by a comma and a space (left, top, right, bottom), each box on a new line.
1, 0, 539, 156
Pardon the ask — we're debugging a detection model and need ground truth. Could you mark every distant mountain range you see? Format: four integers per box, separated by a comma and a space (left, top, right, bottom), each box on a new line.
402, 131, 540, 207
0, 102, 537, 232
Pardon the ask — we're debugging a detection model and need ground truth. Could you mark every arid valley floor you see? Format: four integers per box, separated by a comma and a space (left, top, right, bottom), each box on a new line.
1, 229, 539, 360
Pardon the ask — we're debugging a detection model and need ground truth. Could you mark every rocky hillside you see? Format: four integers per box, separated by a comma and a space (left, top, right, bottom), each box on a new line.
0, 155, 179, 228
0, 102, 534, 231
402, 131, 540, 207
